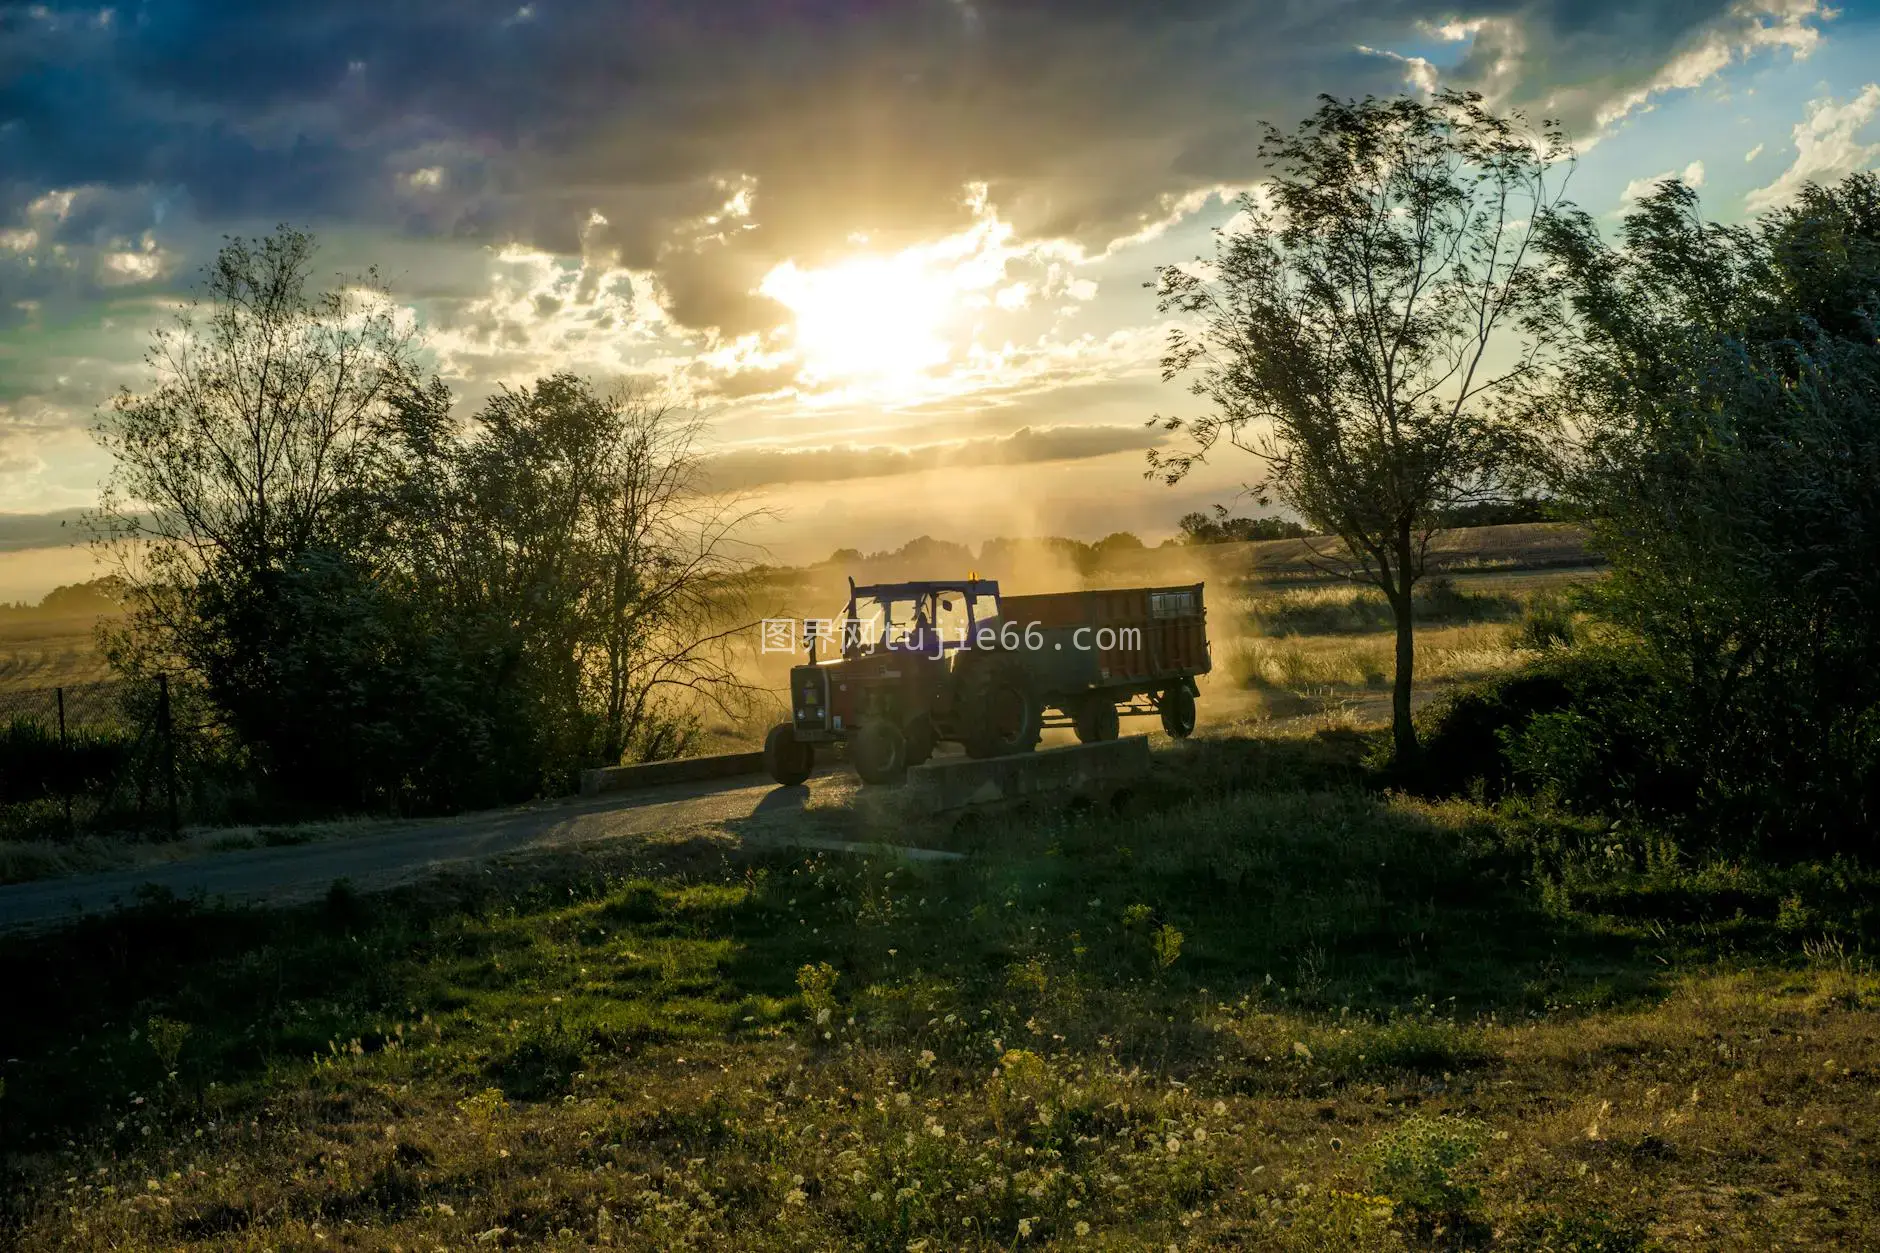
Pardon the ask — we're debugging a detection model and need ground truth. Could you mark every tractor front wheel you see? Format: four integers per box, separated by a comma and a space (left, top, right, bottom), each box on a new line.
852, 722, 909, 784
764, 722, 814, 785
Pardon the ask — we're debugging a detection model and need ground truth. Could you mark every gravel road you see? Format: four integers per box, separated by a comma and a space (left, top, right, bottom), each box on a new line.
0, 768, 895, 933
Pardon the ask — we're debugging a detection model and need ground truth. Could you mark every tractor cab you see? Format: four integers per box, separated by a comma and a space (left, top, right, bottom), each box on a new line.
841, 578, 1003, 660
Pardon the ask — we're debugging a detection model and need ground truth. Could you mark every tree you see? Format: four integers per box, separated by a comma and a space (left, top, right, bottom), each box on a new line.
1150, 91, 1569, 759
93, 229, 766, 814
93, 227, 423, 804
585, 382, 762, 764
391, 374, 762, 788
1540, 174, 1880, 845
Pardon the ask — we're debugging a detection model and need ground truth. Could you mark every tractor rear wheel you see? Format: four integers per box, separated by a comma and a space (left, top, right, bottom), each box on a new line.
1159, 685, 1197, 739
764, 722, 814, 785
852, 721, 909, 784
1074, 695, 1121, 743
961, 659, 1042, 759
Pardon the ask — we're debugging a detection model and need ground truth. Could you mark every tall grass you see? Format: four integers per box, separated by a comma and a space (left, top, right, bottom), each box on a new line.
1228, 625, 1525, 694
1247, 578, 1521, 637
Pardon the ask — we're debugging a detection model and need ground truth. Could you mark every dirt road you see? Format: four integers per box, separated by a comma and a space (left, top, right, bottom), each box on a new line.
0, 768, 901, 933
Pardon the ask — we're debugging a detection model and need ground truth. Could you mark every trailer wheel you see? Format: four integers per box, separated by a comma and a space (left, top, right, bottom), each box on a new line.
1159, 685, 1197, 739
852, 722, 909, 784
961, 660, 1042, 759
764, 722, 814, 785
1074, 695, 1121, 743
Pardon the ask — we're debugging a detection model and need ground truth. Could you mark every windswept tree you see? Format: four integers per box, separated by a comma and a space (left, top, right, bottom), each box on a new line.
1150, 91, 1570, 759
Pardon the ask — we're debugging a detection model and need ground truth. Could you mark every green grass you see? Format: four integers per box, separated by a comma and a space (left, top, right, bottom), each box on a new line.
2, 734, 1877, 1250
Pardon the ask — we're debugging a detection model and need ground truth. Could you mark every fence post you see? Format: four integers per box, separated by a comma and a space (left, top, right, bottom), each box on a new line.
57, 685, 73, 837
158, 672, 179, 838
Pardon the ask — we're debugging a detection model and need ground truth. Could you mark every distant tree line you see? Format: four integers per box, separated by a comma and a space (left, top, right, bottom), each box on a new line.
1174, 507, 1309, 545
823, 531, 1149, 580
93, 229, 755, 818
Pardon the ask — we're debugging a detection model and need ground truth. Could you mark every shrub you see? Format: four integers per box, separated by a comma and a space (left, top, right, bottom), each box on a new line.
1363, 1113, 1491, 1216
1411, 649, 1673, 812
1507, 591, 1577, 652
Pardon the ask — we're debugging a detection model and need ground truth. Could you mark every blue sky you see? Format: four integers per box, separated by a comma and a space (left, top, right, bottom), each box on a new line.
3, 0, 1880, 597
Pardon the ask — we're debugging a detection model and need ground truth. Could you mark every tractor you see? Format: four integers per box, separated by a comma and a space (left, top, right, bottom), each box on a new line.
763, 576, 1210, 786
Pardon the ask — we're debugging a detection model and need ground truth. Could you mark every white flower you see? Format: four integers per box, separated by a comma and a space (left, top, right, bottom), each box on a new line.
1076, 1221, 1091, 1236
784, 1188, 807, 1206
1018, 1218, 1033, 1237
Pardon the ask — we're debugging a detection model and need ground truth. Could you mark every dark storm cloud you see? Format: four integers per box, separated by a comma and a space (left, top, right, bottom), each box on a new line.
703, 424, 1156, 491
2, 0, 1811, 334
0, 507, 87, 552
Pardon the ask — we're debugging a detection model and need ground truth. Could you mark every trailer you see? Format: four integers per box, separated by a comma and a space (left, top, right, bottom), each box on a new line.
1001, 584, 1210, 742
762, 577, 1210, 786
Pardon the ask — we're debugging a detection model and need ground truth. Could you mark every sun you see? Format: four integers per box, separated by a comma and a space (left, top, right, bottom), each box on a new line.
760, 252, 956, 389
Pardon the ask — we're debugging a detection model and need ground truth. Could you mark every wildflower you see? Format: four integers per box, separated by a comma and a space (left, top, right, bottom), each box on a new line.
895, 1092, 911, 1107
1213, 1101, 1227, 1116
929, 1122, 946, 1138
1166, 1135, 1182, 1154
1018, 1217, 1033, 1237
1076, 1221, 1091, 1236
784, 1188, 806, 1206
919, 1049, 936, 1067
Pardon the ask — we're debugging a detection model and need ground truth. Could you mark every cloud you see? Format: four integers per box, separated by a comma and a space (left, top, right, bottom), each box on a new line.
1746, 84, 1880, 213
702, 424, 1157, 492
0, 507, 89, 553
0, 0, 1834, 345
1621, 160, 1708, 205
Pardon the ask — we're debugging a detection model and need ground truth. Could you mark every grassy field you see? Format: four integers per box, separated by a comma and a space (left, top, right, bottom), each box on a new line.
2, 732, 1875, 1250
0, 615, 115, 692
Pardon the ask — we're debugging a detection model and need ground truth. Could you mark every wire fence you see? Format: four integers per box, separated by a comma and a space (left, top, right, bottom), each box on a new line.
0, 677, 182, 842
